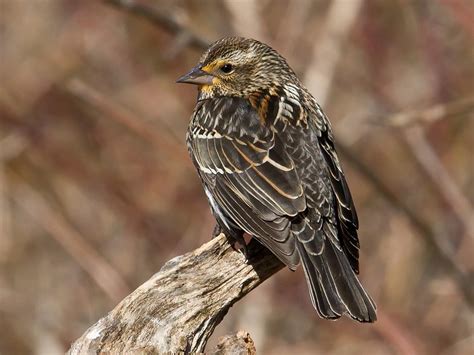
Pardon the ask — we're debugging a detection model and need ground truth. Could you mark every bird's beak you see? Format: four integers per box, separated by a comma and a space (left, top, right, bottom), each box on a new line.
176, 66, 214, 85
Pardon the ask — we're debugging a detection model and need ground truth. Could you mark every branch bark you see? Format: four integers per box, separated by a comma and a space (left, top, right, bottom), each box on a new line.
68, 234, 283, 354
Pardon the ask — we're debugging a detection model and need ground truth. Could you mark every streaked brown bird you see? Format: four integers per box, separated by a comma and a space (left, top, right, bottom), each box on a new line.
177, 37, 376, 322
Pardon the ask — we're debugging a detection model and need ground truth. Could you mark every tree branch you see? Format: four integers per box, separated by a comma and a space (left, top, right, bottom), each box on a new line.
68, 234, 283, 354
210, 331, 257, 355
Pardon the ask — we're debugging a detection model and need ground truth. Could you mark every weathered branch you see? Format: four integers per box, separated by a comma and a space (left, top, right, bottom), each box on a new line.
210, 331, 257, 355
68, 234, 283, 354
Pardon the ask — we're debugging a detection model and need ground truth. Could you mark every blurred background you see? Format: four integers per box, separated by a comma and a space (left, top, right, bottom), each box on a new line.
1, 0, 473, 354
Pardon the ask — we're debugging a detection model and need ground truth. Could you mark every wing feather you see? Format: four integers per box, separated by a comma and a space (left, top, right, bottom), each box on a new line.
188, 97, 304, 267
310, 105, 361, 273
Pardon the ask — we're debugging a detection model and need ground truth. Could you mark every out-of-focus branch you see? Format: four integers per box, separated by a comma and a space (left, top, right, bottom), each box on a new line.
404, 125, 474, 240
65, 79, 187, 160
104, 0, 209, 51
13, 182, 131, 303
383, 96, 474, 127
0, 134, 28, 262
0, 165, 11, 262
303, 0, 364, 106
376, 312, 423, 355
224, 0, 266, 41
337, 143, 474, 305
275, 0, 311, 54
68, 234, 283, 354
440, 0, 474, 38
0, 133, 29, 162
377, 96, 474, 241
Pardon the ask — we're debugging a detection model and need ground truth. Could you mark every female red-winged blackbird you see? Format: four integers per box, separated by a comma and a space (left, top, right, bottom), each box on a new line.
177, 37, 376, 322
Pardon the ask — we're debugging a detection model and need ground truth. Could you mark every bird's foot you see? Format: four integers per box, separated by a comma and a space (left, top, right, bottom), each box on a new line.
218, 228, 265, 263
233, 235, 264, 264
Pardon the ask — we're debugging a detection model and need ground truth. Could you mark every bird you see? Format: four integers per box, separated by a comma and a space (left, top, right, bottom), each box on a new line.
177, 37, 376, 322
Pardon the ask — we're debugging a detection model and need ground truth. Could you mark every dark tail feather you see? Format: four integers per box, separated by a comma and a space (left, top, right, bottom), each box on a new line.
295, 237, 377, 322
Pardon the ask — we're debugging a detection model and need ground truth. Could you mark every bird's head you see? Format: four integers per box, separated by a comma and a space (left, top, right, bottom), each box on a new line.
177, 37, 297, 99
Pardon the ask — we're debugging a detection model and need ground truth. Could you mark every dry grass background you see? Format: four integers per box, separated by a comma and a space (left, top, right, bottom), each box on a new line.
0, 0, 473, 354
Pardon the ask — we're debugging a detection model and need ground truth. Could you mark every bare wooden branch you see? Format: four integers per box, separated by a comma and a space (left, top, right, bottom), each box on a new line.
209, 331, 257, 355
68, 234, 283, 354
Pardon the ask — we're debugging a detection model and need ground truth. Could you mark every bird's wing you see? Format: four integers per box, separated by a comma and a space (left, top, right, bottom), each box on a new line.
188, 97, 306, 267
310, 102, 360, 273
273, 89, 372, 321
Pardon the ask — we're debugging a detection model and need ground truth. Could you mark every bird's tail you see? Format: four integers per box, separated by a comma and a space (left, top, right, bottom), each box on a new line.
293, 222, 377, 322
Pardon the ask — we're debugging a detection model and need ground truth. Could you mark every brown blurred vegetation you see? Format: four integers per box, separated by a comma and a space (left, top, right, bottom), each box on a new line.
1, 0, 473, 354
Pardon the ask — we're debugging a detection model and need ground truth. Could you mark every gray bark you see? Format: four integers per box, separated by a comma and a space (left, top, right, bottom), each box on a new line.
68, 234, 283, 354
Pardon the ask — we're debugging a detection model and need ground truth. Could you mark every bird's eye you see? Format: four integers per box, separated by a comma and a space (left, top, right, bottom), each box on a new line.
220, 63, 233, 74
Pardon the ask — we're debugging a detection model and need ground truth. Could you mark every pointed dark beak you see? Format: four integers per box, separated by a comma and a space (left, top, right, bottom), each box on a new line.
176, 66, 214, 85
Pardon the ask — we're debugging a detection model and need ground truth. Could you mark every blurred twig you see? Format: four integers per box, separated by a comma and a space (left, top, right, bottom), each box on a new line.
0, 166, 12, 263
66, 79, 187, 160
0, 133, 29, 162
275, 0, 311, 54
373, 96, 474, 241
68, 234, 283, 354
224, 0, 267, 41
0, 134, 28, 262
382, 96, 474, 127
104, 0, 209, 51
404, 125, 474, 240
303, 0, 364, 106
440, 0, 474, 38
337, 143, 474, 305
13, 181, 131, 303
376, 311, 423, 355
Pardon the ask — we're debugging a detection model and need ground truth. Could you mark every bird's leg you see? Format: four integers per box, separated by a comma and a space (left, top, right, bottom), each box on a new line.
229, 232, 268, 264
215, 224, 264, 263
245, 237, 266, 262
230, 231, 249, 259
212, 223, 223, 238
221, 228, 251, 261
